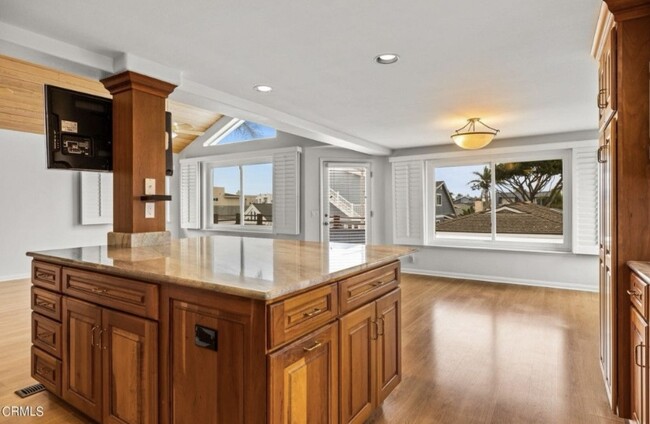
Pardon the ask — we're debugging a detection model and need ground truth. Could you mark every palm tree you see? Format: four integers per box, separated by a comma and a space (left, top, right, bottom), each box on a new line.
469, 166, 491, 205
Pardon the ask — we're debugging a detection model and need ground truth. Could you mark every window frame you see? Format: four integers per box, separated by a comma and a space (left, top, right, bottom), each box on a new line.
203, 155, 274, 233
424, 149, 572, 252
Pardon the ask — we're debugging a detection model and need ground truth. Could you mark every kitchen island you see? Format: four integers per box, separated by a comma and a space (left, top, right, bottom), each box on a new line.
27, 235, 414, 424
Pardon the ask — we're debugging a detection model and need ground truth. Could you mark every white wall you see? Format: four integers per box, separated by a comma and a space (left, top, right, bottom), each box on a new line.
385, 130, 600, 291
0, 129, 112, 280
176, 130, 390, 244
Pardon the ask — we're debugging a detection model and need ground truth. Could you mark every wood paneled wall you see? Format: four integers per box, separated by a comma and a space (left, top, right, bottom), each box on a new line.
0, 55, 221, 152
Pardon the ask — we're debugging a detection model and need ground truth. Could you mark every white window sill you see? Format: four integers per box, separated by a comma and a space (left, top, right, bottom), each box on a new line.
413, 241, 594, 256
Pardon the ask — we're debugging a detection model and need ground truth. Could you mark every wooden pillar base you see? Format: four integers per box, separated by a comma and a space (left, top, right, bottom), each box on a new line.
107, 231, 171, 248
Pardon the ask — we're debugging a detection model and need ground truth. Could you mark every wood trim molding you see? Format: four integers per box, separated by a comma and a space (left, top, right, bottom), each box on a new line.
592, 3, 615, 59
101, 71, 176, 98
604, 0, 650, 20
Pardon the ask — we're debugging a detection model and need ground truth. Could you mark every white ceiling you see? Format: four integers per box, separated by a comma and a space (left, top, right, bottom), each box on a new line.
0, 0, 602, 151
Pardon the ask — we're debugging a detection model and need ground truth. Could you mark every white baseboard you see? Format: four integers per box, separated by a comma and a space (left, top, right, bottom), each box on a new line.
401, 267, 597, 293
0, 273, 30, 282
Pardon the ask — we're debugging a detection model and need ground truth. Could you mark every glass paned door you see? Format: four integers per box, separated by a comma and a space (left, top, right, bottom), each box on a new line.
322, 163, 370, 244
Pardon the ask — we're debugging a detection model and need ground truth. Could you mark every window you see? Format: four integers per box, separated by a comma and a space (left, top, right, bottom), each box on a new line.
204, 118, 277, 146
392, 144, 599, 253
429, 153, 568, 249
210, 162, 273, 229
180, 147, 301, 235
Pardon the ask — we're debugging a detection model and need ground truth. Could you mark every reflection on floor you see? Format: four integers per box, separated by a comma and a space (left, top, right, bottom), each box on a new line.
374, 274, 623, 424
0, 275, 623, 423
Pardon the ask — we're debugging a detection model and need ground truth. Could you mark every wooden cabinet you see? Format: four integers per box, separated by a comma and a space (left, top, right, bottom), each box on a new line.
269, 322, 338, 424
631, 306, 648, 424
340, 288, 401, 424
62, 296, 158, 424
31, 258, 403, 424
595, 2, 650, 417
597, 22, 616, 129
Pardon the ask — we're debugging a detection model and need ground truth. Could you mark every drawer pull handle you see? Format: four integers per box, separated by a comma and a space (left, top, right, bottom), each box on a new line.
35, 300, 55, 309
36, 366, 51, 375
597, 89, 608, 109
35, 272, 54, 281
303, 308, 323, 318
627, 289, 642, 299
91, 287, 108, 294
90, 325, 100, 348
303, 341, 322, 352
37, 331, 54, 340
635, 343, 645, 368
377, 316, 385, 336
372, 280, 388, 288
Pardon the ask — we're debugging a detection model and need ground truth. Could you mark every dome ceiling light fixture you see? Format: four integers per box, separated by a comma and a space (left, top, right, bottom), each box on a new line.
451, 118, 500, 150
374, 53, 400, 64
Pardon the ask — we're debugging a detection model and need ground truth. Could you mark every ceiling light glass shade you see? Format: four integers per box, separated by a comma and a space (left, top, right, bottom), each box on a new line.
253, 84, 273, 93
451, 118, 499, 150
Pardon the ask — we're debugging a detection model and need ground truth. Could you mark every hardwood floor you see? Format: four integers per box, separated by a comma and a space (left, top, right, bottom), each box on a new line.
375, 274, 624, 424
0, 275, 622, 423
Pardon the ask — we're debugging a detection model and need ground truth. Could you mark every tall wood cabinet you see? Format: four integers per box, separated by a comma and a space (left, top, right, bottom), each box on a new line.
595, 0, 650, 418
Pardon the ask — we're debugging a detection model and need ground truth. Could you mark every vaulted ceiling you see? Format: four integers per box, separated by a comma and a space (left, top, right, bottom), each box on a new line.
0, 0, 602, 152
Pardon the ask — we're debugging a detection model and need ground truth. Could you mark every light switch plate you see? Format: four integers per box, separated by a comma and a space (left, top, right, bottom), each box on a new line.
144, 178, 156, 196
145, 203, 155, 219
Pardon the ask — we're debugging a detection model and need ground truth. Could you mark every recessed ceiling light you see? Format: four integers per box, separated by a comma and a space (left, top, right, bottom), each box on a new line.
374, 53, 400, 64
253, 84, 273, 93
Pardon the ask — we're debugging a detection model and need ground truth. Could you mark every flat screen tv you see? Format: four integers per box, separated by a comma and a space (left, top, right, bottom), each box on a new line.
45, 85, 113, 171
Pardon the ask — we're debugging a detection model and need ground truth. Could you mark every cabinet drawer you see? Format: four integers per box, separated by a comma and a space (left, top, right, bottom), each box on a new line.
339, 262, 399, 314
32, 261, 61, 292
31, 287, 62, 321
32, 312, 62, 359
31, 346, 61, 396
62, 268, 158, 320
630, 272, 648, 319
268, 283, 338, 350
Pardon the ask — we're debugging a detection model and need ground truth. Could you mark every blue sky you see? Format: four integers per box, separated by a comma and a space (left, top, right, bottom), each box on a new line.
436, 164, 486, 198
213, 163, 273, 195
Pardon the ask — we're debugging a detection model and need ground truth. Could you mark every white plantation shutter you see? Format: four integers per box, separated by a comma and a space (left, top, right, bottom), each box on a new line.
180, 161, 200, 229
273, 150, 301, 235
572, 146, 599, 254
80, 172, 113, 225
392, 161, 424, 245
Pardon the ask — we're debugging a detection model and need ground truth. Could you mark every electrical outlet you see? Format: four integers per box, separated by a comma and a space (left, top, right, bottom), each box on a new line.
145, 203, 155, 219
144, 178, 156, 195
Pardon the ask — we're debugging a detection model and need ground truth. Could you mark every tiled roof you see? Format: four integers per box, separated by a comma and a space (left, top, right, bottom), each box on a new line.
436, 202, 562, 235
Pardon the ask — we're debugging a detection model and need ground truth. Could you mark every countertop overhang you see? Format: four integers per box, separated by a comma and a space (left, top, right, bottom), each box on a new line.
27, 236, 415, 301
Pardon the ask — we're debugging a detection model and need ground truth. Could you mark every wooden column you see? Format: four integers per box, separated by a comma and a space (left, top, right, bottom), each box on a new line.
101, 71, 176, 246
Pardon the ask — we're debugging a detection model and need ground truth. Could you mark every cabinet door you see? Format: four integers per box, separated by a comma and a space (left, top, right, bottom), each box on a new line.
340, 301, 376, 424
599, 117, 617, 408
376, 289, 401, 404
598, 25, 617, 129
62, 297, 102, 422
102, 309, 158, 424
631, 307, 648, 424
269, 322, 338, 424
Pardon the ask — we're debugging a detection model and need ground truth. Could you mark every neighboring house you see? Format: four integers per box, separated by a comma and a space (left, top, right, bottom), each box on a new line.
496, 190, 554, 206
212, 187, 256, 224
244, 202, 273, 225
453, 195, 478, 215
255, 193, 273, 204
435, 181, 457, 222
436, 202, 562, 235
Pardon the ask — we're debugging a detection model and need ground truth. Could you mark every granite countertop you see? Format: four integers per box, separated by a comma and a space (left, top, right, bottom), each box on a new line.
27, 236, 415, 301
629, 261, 650, 285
